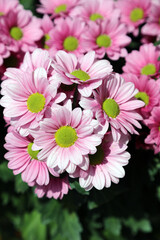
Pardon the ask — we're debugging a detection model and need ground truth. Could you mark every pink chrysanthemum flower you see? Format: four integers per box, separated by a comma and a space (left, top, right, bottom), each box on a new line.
39, 15, 54, 50
123, 43, 160, 78
80, 73, 144, 141
0, 42, 10, 66
82, 18, 131, 60
34, 175, 70, 199
4, 129, 59, 185
37, 0, 79, 18
122, 73, 160, 118
0, 9, 43, 53
116, 0, 151, 36
0, 0, 20, 16
144, 107, 160, 154
73, 133, 130, 190
1, 68, 65, 135
32, 106, 102, 174
71, 0, 119, 23
142, 2, 160, 36
47, 17, 87, 57
52, 50, 113, 97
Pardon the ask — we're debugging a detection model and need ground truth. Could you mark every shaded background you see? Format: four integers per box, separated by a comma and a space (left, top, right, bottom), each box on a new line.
1, 1, 160, 239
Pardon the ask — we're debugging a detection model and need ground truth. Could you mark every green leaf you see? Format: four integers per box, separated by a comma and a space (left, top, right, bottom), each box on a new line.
0, 162, 13, 182
70, 181, 89, 195
20, 210, 47, 240
154, 40, 160, 46
104, 217, 122, 237
14, 174, 28, 193
158, 56, 160, 61
123, 217, 152, 235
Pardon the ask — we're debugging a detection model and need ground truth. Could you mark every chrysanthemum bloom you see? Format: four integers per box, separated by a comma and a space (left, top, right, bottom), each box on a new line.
1, 68, 65, 135
123, 43, 160, 78
37, 0, 79, 18
144, 107, 160, 154
0, 0, 20, 16
116, 0, 151, 36
73, 133, 130, 190
32, 107, 102, 174
47, 17, 87, 57
34, 175, 70, 199
39, 15, 54, 50
0, 42, 10, 66
82, 18, 131, 60
70, 0, 119, 23
51, 50, 113, 97
122, 73, 159, 118
80, 73, 144, 141
0, 9, 43, 53
4, 129, 59, 185
142, 2, 160, 36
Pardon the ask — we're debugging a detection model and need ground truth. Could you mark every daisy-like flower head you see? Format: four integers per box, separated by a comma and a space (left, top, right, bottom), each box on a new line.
82, 18, 131, 60
123, 43, 160, 78
142, 2, 160, 37
144, 106, 160, 154
0, 9, 43, 53
122, 73, 160, 118
47, 17, 87, 57
52, 50, 113, 97
80, 73, 145, 141
116, 0, 151, 36
71, 0, 119, 23
1, 68, 65, 135
37, 0, 80, 18
0, 0, 20, 17
32, 106, 102, 174
34, 175, 71, 199
4, 129, 59, 185
73, 133, 130, 190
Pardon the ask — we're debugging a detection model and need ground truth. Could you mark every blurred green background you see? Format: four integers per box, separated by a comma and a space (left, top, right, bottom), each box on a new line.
1, 1, 160, 239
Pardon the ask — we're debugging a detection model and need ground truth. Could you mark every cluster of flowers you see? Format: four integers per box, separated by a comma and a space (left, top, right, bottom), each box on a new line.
0, 0, 160, 199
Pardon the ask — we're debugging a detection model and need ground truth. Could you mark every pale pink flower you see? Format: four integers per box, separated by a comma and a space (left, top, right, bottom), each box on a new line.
80, 73, 144, 141
39, 15, 54, 50
4, 129, 59, 185
52, 50, 113, 97
0, 9, 43, 53
32, 107, 102, 174
0, 42, 10, 66
142, 2, 160, 37
47, 17, 87, 57
0, 0, 20, 16
1, 68, 65, 135
82, 18, 131, 60
35, 175, 70, 199
37, 0, 79, 18
123, 43, 160, 78
73, 133, 130, 190
144, 107, 160, 154
116, 0, 151, 36
122, 73, 159, 118
71, 0, 120, 23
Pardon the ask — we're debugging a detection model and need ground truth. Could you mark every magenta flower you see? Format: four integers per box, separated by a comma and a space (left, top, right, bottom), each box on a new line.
32, 107, 102, 174
82, 18, 131, 60
116, 0, 151, 36
47, 17, 87, 57
52, 50, 113, 97
37, 0, 79, 18
34, 175, 70, 199
39, 15, 54, 50
123, 43, 160, 78
76, 133, 130, 190
0, 0, 20, 16
80, 73, 144, 141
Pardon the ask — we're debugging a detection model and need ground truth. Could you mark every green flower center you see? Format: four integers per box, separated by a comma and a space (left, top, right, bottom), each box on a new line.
10, 27, 23, 40
55, 126, 78, 148
71, 70, 90, 81
90, 13, 103, 21
135, 91, 149, 106
44, 34, 50, 49
55, 4, 67, 14
63, 36, 78, 52
89, 145, 104, 166
27, 93, 46, 113
96, 34, 111, 48
0, 12, 4, 16
102, 98, 120, 118
141, 64, 156, 75
27, 143, 39, 160
130, 8, 144, 22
